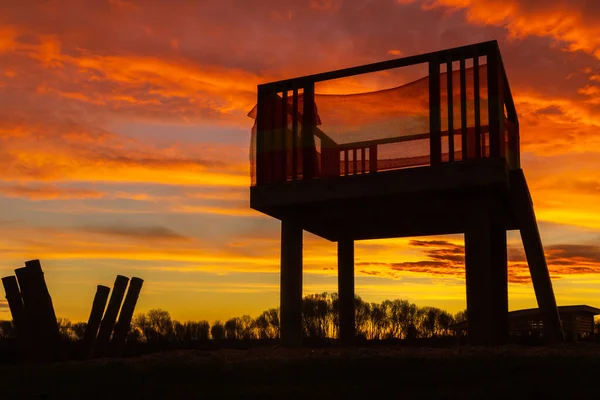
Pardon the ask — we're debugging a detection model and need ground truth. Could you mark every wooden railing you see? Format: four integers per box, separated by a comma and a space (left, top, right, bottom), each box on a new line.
254, 40, 519, 186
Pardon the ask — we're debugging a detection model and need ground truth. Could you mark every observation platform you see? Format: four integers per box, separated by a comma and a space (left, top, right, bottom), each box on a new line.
248, 41, 564, 347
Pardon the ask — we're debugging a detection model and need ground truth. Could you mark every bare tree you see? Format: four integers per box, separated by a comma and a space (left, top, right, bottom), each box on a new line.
146, 309, 173, 342
56, 317, 74, 340
70, 322, 87, 341
132, 313, 150, 342
368, 302, 389, 340
419, 307, 438, 338
173, 320, 185, 342
255, 309, 279, 339
354, 296, 370, 339
195, 321, 210, 341
436, 311, 455, 336
302, 294, 330, 339
224, 318, 240, 340
454, 309, 467, 323
0, 320, 16, 339
211, 320, 225, 340
386, 299, 419, 339
239, 315, 255, 339
132, 309, 173, 343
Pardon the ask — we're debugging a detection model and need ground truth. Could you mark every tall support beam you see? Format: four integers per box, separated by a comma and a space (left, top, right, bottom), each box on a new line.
459, 54, 468, 161
110, 277, 144, 357
487, 45, 504, 158
256, 86, 266, 185
446, 56, 454, 162
429, 58, 442, 166
94, 275, 129, 358
338, 238, 355, 345
280, 219, 303, 346
464, 195, 508, 346
301, 83, 316, 180
2, 276, 30, 352
82, 285, 110, 359
510, 169, 564, 342
15, 260, 62, 361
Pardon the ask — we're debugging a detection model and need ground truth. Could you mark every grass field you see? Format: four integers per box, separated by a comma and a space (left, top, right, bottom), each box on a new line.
2, 344, 600, 399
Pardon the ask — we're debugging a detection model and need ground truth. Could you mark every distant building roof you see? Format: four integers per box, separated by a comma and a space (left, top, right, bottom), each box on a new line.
449, 305, 600, 331
509, 305, 600, 319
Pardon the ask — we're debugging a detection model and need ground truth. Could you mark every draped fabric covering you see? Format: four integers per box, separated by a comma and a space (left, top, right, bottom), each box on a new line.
248, 65, 498, 185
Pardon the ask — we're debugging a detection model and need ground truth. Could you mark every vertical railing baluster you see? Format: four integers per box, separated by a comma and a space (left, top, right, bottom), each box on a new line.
499, 62, 506, 159
301, 82, 316, 180
361, 148, 366, 174
281, 87, 288, 180
473, 50, 481, 158
344, 149, 349, 176
256, 86, 267, 185
446, 55, 454, 163
271, 87, 280, 182
487, 44, 502, 158
369, 145, 377, 173
460, 54, 468, 161
352, 149, 357, 175
429, 57, 442, 166
292, 86, 298, 181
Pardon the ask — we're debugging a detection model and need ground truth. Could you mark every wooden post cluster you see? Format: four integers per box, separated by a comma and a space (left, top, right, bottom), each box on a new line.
1, 259, 62, 361
85, 275, 145, 359
1, 259, 144, 361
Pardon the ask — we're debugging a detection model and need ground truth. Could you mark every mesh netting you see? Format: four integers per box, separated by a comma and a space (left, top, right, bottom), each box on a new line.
249, 65, 493, 185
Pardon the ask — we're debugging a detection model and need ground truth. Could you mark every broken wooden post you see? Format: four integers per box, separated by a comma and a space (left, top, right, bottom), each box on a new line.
81, 285, 110, 359
93, 275, 129, 358
2, 275, 30, 354
15, 260, 62, 361
110, 277, 144, 357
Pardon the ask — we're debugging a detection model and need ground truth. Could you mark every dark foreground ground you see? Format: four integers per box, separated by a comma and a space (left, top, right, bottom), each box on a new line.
2, 344, 600, 399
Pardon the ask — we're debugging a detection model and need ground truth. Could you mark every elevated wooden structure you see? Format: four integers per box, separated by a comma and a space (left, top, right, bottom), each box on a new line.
249, 40, 564, 346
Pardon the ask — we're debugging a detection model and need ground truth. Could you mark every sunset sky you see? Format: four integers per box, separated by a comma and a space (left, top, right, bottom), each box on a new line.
1, 0, 600, 324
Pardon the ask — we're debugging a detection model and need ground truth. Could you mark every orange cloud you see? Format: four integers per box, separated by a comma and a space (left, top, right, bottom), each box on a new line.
310, 0, 343, 12
410, 0, 600, 60
0, 184, 104, 200
0, 24, 261, 125
0, 117, 249, 187
357, 239, 600, 284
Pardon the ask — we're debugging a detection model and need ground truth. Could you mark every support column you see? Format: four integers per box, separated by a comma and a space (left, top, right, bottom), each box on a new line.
111, 277, 144, 357
2, 276, 30, 354
464, 196, 508, 346
510, 169, 564, 342
94, 275, 129, 358
82, 285, 110, 359
280, 219, 303, 346
338, 238, 355, 345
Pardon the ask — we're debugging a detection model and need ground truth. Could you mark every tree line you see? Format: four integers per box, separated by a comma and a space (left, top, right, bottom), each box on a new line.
2, 293, 599, 344
0, 293, 468, 343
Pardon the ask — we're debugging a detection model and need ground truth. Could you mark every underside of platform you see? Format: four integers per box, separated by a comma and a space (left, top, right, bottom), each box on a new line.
251, 158, 519, 241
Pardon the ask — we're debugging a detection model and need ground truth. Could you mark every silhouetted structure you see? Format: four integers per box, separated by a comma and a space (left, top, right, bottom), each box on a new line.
110, 277, 144, 357
82, 284, 110, 359
93, 275, 129, 358
451, 305, 599, 342
1, 275, 29, 351
249, 40, 564, 346
14, 260, 63, 360
2, 261, 145, 361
